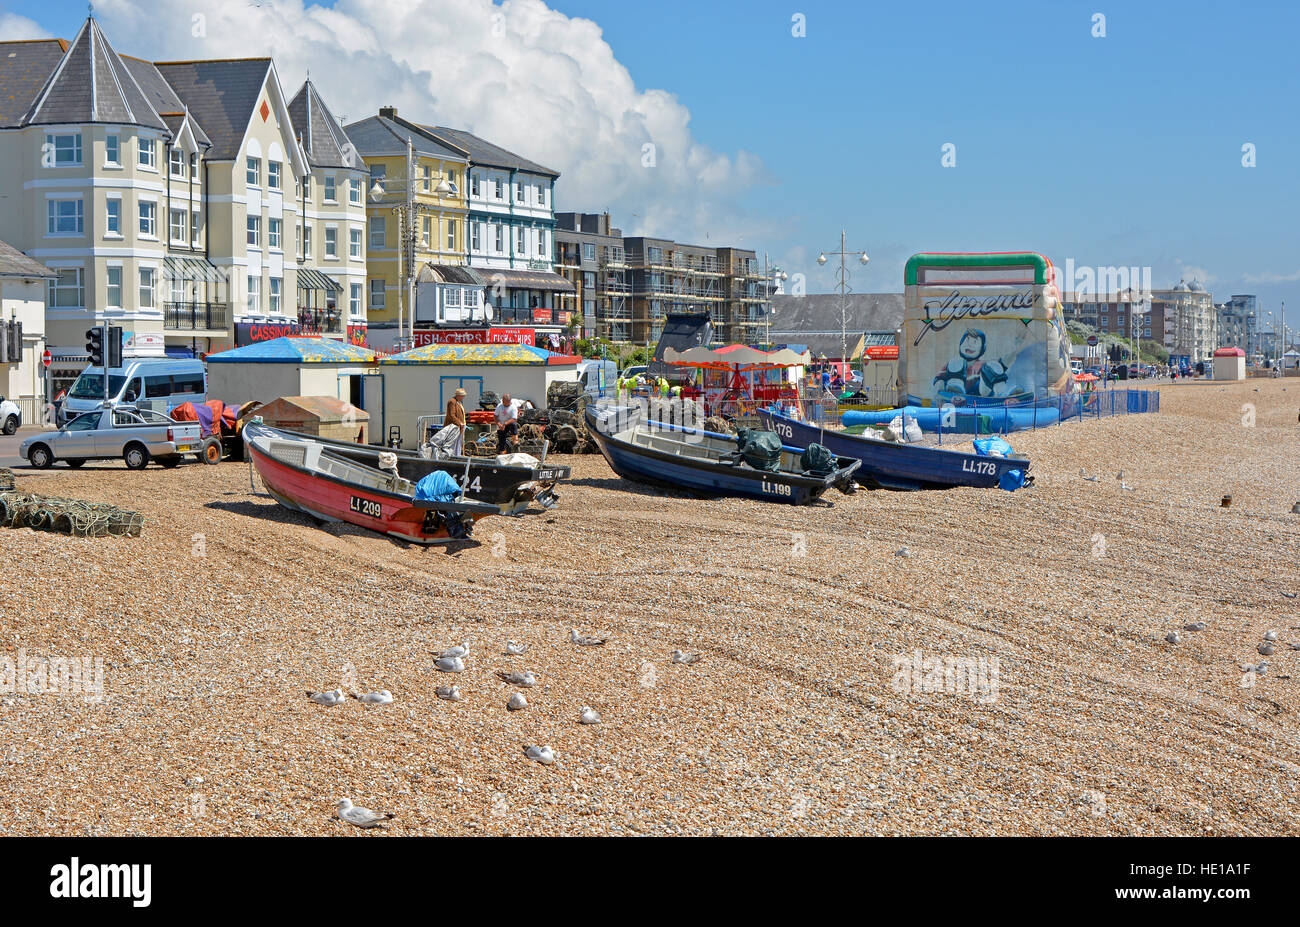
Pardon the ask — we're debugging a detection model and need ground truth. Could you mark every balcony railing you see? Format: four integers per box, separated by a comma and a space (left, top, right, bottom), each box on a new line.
165, 301, 230, 331
298, 310, 343, 334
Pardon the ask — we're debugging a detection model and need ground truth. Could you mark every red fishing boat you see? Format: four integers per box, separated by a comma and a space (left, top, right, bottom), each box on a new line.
243, 422, 500, 544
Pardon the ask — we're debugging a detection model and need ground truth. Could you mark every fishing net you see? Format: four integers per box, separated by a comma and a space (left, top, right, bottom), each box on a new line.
0, 490, 144, 538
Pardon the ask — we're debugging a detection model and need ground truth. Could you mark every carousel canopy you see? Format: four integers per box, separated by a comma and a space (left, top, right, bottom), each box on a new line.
663, 344, 812, 371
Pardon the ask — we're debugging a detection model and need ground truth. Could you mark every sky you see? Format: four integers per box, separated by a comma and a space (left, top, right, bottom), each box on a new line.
2, 0, 1297, 327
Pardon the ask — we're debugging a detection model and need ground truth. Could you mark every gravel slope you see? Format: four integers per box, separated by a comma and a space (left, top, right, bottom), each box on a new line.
1, 378, 1297, 836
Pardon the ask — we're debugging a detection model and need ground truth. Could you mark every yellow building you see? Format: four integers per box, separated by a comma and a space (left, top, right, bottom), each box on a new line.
343, 108, 469, 340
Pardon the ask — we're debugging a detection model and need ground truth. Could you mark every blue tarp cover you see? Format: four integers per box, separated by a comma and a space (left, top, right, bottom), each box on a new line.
414, 470, 461, 502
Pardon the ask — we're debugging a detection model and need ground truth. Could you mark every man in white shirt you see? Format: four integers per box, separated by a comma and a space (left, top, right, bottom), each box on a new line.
495, 393, 521, 453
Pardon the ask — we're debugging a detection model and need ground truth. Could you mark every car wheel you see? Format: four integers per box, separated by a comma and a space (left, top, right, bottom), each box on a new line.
158, 455, 182, 468
123, 443, 150, 470
65, 459, 86, 468
201, 437, 222, 465
28, 443, 53, 469
2, 415, 17, 436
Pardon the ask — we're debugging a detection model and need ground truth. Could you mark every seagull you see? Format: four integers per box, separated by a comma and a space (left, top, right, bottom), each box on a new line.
1264, 630, 1279, 642
435, 656, 465, 673
524, 745, 555, 765
436, 685, 462, 701
1083, 474, 1100, 483
896, 547, 911, 558
1254, 662, 1269, 675
671, 650, 701, 665
1258, 642, 1275, 656
507, 692, 528, 711
439, 641, 470, 660
1165, 632, 1181, 644
1282, 592, 1298, 599
496, 670, 537, 687
308, 689, 345, 706
1183, 621, 1206, 632
355, 690, 393, 704
505, 641, 528, 656
1116, 470, 1126, 480
1289, 643, 1300, 651
336, 798, 394, 828
1120, 481, 1135, 491
579, 706, 602, 724
570, 628, 607, 647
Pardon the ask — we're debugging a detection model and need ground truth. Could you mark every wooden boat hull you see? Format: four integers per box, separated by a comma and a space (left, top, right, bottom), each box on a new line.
245, 424, 498, 545
585, 406, 860, 505
271, 429, 570, 515
758, 408, 1029, 491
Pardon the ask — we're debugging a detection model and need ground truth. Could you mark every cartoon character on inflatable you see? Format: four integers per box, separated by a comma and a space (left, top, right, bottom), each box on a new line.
932, 329, 1026, 403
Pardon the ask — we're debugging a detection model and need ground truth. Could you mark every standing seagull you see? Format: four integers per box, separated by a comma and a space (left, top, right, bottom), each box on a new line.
570, 628, 607, 647
336, 798, 395, 828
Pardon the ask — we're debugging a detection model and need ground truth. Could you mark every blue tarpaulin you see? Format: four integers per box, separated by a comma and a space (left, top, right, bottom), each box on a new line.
414, 470, 461, 502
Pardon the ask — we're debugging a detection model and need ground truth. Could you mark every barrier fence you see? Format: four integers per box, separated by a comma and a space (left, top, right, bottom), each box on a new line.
796, 388, 1160, 443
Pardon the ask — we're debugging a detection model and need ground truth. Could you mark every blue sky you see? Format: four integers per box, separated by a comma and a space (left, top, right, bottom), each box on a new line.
4, 0, 1297, 325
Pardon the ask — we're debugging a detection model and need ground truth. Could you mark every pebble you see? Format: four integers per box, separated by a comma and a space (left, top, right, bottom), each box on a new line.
1183, 622, 1206, 632
1263, 630, 1278, 642
896, 547, 911, 558
578, 707, 602, 725
1258, 643, 1275, 656
1165, 632, 1181, 644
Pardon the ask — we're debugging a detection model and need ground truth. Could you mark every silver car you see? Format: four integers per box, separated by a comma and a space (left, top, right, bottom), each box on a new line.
19, 407, 210, 470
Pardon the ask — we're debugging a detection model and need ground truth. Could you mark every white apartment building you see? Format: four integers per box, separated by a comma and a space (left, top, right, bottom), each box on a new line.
287, 79, 369, 343
421, 126, 573, 329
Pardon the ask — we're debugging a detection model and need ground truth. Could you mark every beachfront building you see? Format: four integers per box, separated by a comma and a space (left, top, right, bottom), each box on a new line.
154, 57, 314, 352
343, 108, 469, 349
287, 79, 369, 345
1151, 279, 1218, 361
555, 212, 629, 343
422, 126, 571, 332
1217, 294, 1256, 354
0, 238, 54, 423
0, 18, 214, 380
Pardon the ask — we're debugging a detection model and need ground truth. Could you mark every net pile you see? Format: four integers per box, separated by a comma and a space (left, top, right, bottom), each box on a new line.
0, 490, 144, 537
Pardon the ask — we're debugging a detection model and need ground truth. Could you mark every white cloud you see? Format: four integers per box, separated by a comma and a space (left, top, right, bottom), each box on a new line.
1242, 269, 1300, 284
86, 0, 769, 245
0, 12, 52, 40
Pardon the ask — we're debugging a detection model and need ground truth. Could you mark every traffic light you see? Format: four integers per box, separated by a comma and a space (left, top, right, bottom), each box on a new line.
85, 326, 104, 367
106, 324, 123, 369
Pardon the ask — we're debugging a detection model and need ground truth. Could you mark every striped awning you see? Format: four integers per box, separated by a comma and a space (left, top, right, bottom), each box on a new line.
164, 255, 223, 284
297, 267, 342, 293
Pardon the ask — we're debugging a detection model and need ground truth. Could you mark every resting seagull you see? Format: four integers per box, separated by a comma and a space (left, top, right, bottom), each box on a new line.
505, 641, 528, 656
671, 650, 701, 665
439, 641, 471, 660
435, 656, 465, 673
496, 670, 537, 688
308, 689, 345, 706
570, 628, 607, 647
337, 798, 395, 828
355, 690, 393, 704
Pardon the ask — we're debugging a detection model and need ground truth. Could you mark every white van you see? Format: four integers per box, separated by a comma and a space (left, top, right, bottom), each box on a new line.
61, 358, 207, 424
578, 359, 619, 398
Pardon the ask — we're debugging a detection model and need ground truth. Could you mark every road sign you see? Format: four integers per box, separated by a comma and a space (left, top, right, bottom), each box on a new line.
42, 348, 51, 368
1087, 335, 1098, 346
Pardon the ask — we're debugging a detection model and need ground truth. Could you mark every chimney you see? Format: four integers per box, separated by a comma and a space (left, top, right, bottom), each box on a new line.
379, 106, 397, 119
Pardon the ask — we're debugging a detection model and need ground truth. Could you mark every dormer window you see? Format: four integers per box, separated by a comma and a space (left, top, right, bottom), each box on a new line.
169, 147, 186, 178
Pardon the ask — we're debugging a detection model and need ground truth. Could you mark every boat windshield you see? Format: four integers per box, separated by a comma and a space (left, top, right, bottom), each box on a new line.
68, 373, 127, 399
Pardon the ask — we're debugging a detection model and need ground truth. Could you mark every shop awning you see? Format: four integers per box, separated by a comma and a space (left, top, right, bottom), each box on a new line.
164, 255, 223, 284
480, 267, 575, 294
297, 267, 342, 293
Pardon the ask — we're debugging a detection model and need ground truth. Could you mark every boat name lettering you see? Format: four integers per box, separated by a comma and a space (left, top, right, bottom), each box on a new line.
962, 460, 997, 475
349, 495, 382, 518
773, 422, 794, 439
760, 479, 792, 497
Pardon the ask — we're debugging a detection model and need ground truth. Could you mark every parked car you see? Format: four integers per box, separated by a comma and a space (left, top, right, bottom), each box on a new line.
619, 365, 649, 382
61, 357, 206, 424
0, 395, 20, 435
20, 406, 213, 470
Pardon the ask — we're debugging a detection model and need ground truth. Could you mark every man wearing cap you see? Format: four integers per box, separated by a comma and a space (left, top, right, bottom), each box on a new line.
495, 392, 521, 454
445, 387, 467, 456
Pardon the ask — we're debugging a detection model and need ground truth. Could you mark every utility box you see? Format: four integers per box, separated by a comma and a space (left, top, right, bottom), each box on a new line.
255, 395, 369, 444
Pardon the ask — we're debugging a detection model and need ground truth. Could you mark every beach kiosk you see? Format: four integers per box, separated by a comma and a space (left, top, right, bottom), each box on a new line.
899, 252, 1074, 407
1212, 346, 1246, 381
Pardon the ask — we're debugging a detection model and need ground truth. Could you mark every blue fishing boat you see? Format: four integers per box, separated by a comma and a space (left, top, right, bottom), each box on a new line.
757, 407, 1030, 491
585, 404, 860, 505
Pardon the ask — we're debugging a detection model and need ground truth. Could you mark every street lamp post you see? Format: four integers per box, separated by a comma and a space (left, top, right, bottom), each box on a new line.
816, 229, 869, 382
369, 135, 452, 350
